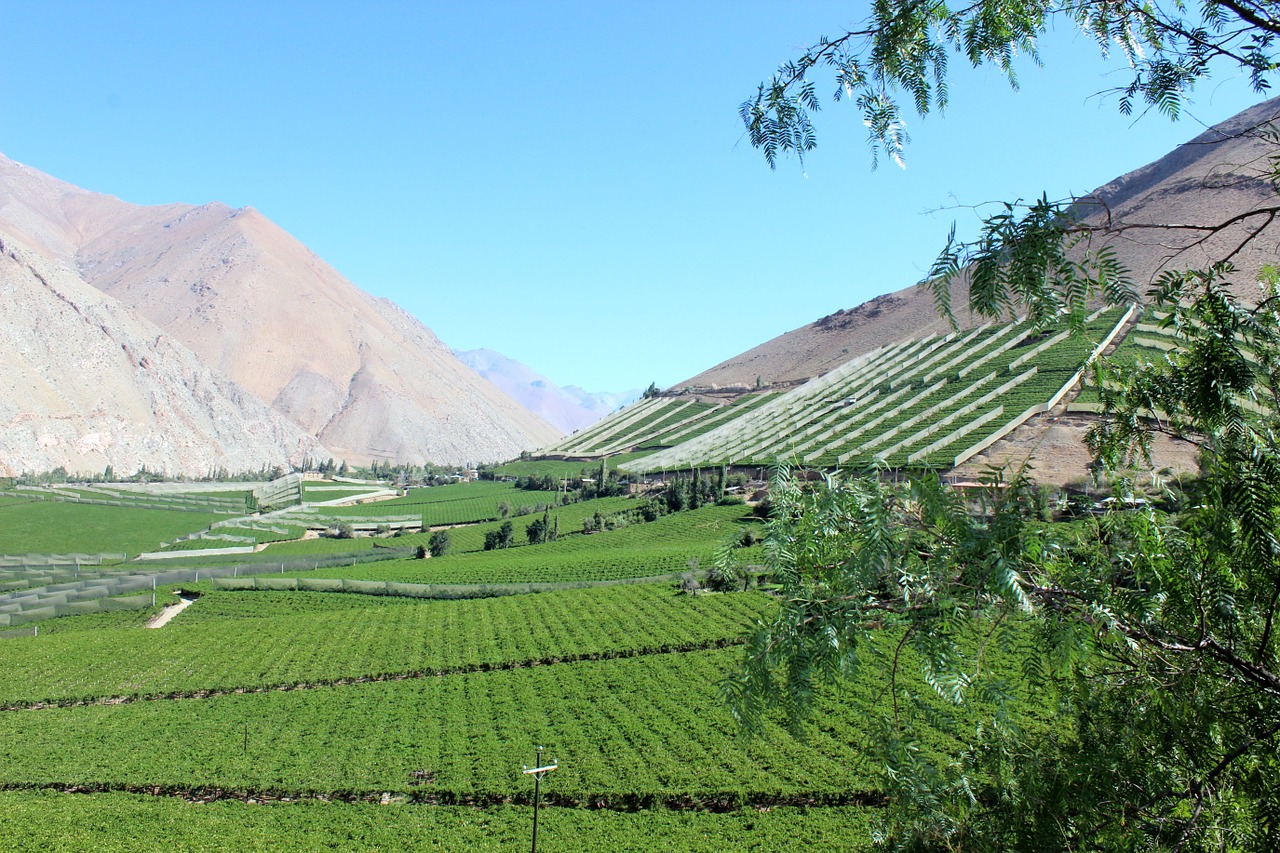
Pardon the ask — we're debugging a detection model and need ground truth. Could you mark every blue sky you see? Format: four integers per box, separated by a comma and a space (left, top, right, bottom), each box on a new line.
1, 1, 1266, 391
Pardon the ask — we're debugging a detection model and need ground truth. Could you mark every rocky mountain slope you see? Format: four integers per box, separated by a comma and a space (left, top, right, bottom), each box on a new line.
677, 97, 1280, 393
0, 154, 562, 473
0, 232, 325, 476
454, 348, 639, 434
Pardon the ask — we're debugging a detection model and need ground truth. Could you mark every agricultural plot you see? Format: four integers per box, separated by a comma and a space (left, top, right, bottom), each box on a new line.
0, 649, 879, 794
639, 391, 780, 449
488, 451, 656, 479
543, 394, 785, 459
0, 549, 414, 629
0, 583, 766, 705
299, 480, 393, 501
624, 307, 1132, 473
313, 480, 522, 527
543, 397, 735, 457
0, 499, 222, 555
258, 494, 642, 560
1, 485, 248, 515
1066, 309, 1269, 417
426, 495, 638, 554
0, 477, 1054, 849
541, 396, 671, 455
0, 792, 878, 852
298, 503, 757, 585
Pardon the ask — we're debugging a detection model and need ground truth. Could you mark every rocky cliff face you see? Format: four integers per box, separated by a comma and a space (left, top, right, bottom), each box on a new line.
0, 154, 562, 474
0, 232, 325, 476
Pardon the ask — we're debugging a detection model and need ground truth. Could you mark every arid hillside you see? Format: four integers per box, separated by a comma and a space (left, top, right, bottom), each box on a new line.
0, 154, 561, 472
677, 97, 1280, 393
0, 231, 326, 476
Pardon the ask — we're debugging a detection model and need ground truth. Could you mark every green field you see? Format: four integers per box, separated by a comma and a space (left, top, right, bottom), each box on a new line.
488, 450, 656, 479
0, 477, 1039, 848
0, 791, 877, 851
0, 499, 221, 555
288, 502, 757, 585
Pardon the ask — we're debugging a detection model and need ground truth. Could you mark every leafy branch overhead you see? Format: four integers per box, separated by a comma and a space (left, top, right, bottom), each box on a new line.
743, 0, 1280, 171
729, 3, 1280, 849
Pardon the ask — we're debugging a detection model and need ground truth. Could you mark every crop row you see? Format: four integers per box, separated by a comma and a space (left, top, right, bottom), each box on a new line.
546, 397, 670, 454
0, 649, 882, 799
0, 791, 880, 852
642, 392, 780, 448
0, 583, 768, 705
581, 400, 712, 454
597, 400, 722, 453
488, 452, 656, 480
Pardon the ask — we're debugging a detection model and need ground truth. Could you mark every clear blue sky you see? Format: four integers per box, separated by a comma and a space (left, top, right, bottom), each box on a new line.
1, 1, 1266, 391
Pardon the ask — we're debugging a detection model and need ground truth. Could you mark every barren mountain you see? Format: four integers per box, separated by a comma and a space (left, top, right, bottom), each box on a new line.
0, 154, 561, 469
454, 348, 640, 434
677, 97, 1280, 392
0, 231, 326, 477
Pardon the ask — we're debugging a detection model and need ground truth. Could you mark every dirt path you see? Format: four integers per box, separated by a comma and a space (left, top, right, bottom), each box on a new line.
146, 595, 197, 629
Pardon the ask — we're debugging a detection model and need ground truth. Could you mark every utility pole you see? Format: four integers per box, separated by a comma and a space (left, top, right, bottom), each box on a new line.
522, 746, 558, 853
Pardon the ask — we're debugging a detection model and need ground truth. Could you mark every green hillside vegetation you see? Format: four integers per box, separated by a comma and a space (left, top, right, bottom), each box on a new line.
525, 308, 1144, 478
488, 450, 656, 479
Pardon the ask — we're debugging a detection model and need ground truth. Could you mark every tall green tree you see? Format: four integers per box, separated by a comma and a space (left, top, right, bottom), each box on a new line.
727, 4, 1280, 849
727, 276, 1280, 848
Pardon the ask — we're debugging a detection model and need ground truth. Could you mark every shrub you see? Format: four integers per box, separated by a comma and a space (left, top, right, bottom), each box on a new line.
428, 530, 450, 557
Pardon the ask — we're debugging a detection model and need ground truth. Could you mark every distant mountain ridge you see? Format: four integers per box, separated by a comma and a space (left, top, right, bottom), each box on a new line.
453, 348, 640, 434
0, 153, 561, 475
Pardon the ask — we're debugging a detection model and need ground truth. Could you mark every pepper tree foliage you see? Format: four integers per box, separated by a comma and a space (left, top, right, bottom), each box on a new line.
727, 2, 1280, 849
725, 278, 1280, 849
742, 0, 1280, 171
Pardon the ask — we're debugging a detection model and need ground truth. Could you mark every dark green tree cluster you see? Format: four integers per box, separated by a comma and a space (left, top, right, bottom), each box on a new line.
483, 521, 514, 551
427, 529, 450, 557
526, 510, 559, 545
661, 468, 724, 513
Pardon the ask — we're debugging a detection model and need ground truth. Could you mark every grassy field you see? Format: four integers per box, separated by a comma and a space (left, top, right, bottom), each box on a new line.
0, 499, 221, 555
0, 478, 1045, 849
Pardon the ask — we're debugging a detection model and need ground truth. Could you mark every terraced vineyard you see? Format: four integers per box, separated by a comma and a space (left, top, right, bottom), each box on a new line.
621, 306, 1134, 473
1069, 308, 1269, 418
543, 392, 779, 457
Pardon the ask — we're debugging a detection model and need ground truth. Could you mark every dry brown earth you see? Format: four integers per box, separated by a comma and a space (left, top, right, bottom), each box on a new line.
0, 231, 325, 476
